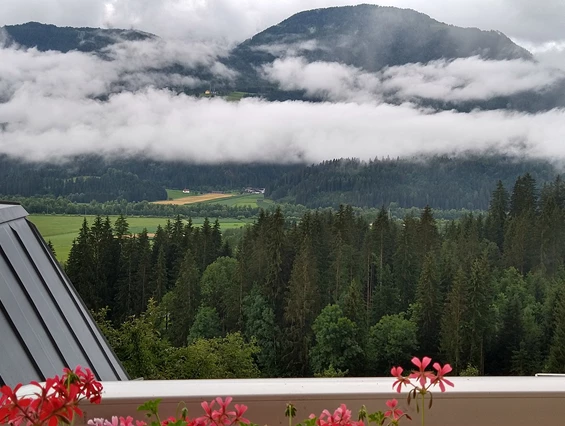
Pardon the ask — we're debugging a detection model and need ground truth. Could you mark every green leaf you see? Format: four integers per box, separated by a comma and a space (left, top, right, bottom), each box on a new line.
138, 399, 162, 416
368, 411, 385, 426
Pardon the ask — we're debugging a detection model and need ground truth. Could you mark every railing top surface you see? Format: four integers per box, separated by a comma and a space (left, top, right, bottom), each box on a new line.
20, 376, 565, 400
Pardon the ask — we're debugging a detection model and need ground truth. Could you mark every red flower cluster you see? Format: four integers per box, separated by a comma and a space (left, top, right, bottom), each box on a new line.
0, 366, 103, 426
391, 357, 454, 393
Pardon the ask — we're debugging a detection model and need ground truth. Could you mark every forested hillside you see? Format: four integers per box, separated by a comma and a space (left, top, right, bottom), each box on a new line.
268, 156, 558, 209
0, 155, 299, 202
65, 173, 565, 379
3, 22, 155, 52
2, 154, 560, 210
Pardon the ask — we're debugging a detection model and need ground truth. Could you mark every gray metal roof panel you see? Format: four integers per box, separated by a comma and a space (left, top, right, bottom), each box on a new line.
0, 203, 28, 225
0, 202, 129, 385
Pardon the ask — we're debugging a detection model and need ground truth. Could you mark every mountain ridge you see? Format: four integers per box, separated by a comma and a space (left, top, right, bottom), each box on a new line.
2, 7, 560, 112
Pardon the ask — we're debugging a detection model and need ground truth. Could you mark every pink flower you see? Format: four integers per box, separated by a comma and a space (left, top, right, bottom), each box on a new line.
197, 397, 247, 426
390, 366, 411, 393
234, 404, 249, 424
120, 416, 135, 426
88, 418, 106, 426
409, 357, 434, 388
104, 416, 119, 426
384, 399, 405, 421
314, 404, 363, 426
431, 362, 454, 392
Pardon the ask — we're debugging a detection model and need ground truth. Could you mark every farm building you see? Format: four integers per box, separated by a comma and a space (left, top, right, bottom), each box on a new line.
244, 187, 266, 194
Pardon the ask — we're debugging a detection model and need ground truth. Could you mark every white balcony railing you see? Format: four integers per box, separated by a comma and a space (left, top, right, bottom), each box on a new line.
51, 376, 565, 426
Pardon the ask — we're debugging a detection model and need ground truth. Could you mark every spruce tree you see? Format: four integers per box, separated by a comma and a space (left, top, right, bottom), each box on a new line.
151, 245, 168, 304
548, 288, 565, 372
136, 229, 152, 313
439, 267, 466, 373
485, 181, 508, 250
169, 249, 200, 346
462, 254, 493, 374
66, 218, 96, 308
415, 253, 440, 356
284, 236, 319, 376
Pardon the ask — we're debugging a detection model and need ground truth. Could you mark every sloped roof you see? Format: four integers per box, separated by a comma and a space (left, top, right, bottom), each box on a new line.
0, 203, 129, 386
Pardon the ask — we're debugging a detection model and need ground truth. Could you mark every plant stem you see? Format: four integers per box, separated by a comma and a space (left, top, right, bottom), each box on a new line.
420, 393, 425, 426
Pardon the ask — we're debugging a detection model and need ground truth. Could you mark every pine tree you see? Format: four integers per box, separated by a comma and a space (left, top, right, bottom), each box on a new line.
414, 253, 440, 356
485, 181, 508, 251
462, 254, 493, 374
136, 228, 152, 313
439, 267, 466, 373
548, 288, 565, 372
393, 215, 420, 310
66, 218, 96, 308
169, 249, 200, 346
510, 173, 537, 218
115, 236, 139, 322
418, 206, 440, 258
264, 208, 288, 320
151, 245, 168, 304
539, 182, 565, 275
284, 237, 319, 376
114, 214, 130, 239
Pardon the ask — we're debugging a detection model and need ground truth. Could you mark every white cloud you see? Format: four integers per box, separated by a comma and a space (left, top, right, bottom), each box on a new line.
2, 87, 565, 165
262, 56, 564, 103
0, 38, 233, 101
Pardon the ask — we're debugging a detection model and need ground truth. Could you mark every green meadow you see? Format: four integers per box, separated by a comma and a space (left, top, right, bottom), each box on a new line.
28, 215, 254, 263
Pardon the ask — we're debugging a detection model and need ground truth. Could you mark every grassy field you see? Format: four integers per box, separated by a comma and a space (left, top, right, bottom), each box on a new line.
224, 91, 248, 102
28, 215, 253, 263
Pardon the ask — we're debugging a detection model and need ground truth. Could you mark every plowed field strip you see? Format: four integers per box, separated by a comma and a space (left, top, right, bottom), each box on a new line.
153, 193, 233, 205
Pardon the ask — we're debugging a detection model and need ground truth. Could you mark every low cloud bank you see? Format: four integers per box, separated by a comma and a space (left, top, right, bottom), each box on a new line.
2, 38, 565, 166
262, 56, 565, 103
2, 87, 565, 165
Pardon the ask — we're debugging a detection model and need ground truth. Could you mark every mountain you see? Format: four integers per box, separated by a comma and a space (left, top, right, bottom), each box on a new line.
4, 7, 563, 111
2, 22, 155, 52
228, 4, 532, 79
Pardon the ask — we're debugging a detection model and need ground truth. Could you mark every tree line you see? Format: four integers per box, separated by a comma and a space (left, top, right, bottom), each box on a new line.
2, 154, 561, 211
267, 155, 558, 210
0, 155, 299, 202
65, 172, 565, 379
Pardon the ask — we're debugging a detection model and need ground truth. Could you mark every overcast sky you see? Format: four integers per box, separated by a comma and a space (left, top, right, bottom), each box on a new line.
1, 0, 564, 47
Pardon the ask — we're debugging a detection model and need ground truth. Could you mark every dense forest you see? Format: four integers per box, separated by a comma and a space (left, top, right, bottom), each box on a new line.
1, 154, 560, 210
0, 159, 167, 202
63, 172, 565, 379
268, 156, 559, 210
0, 155, 299, 202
